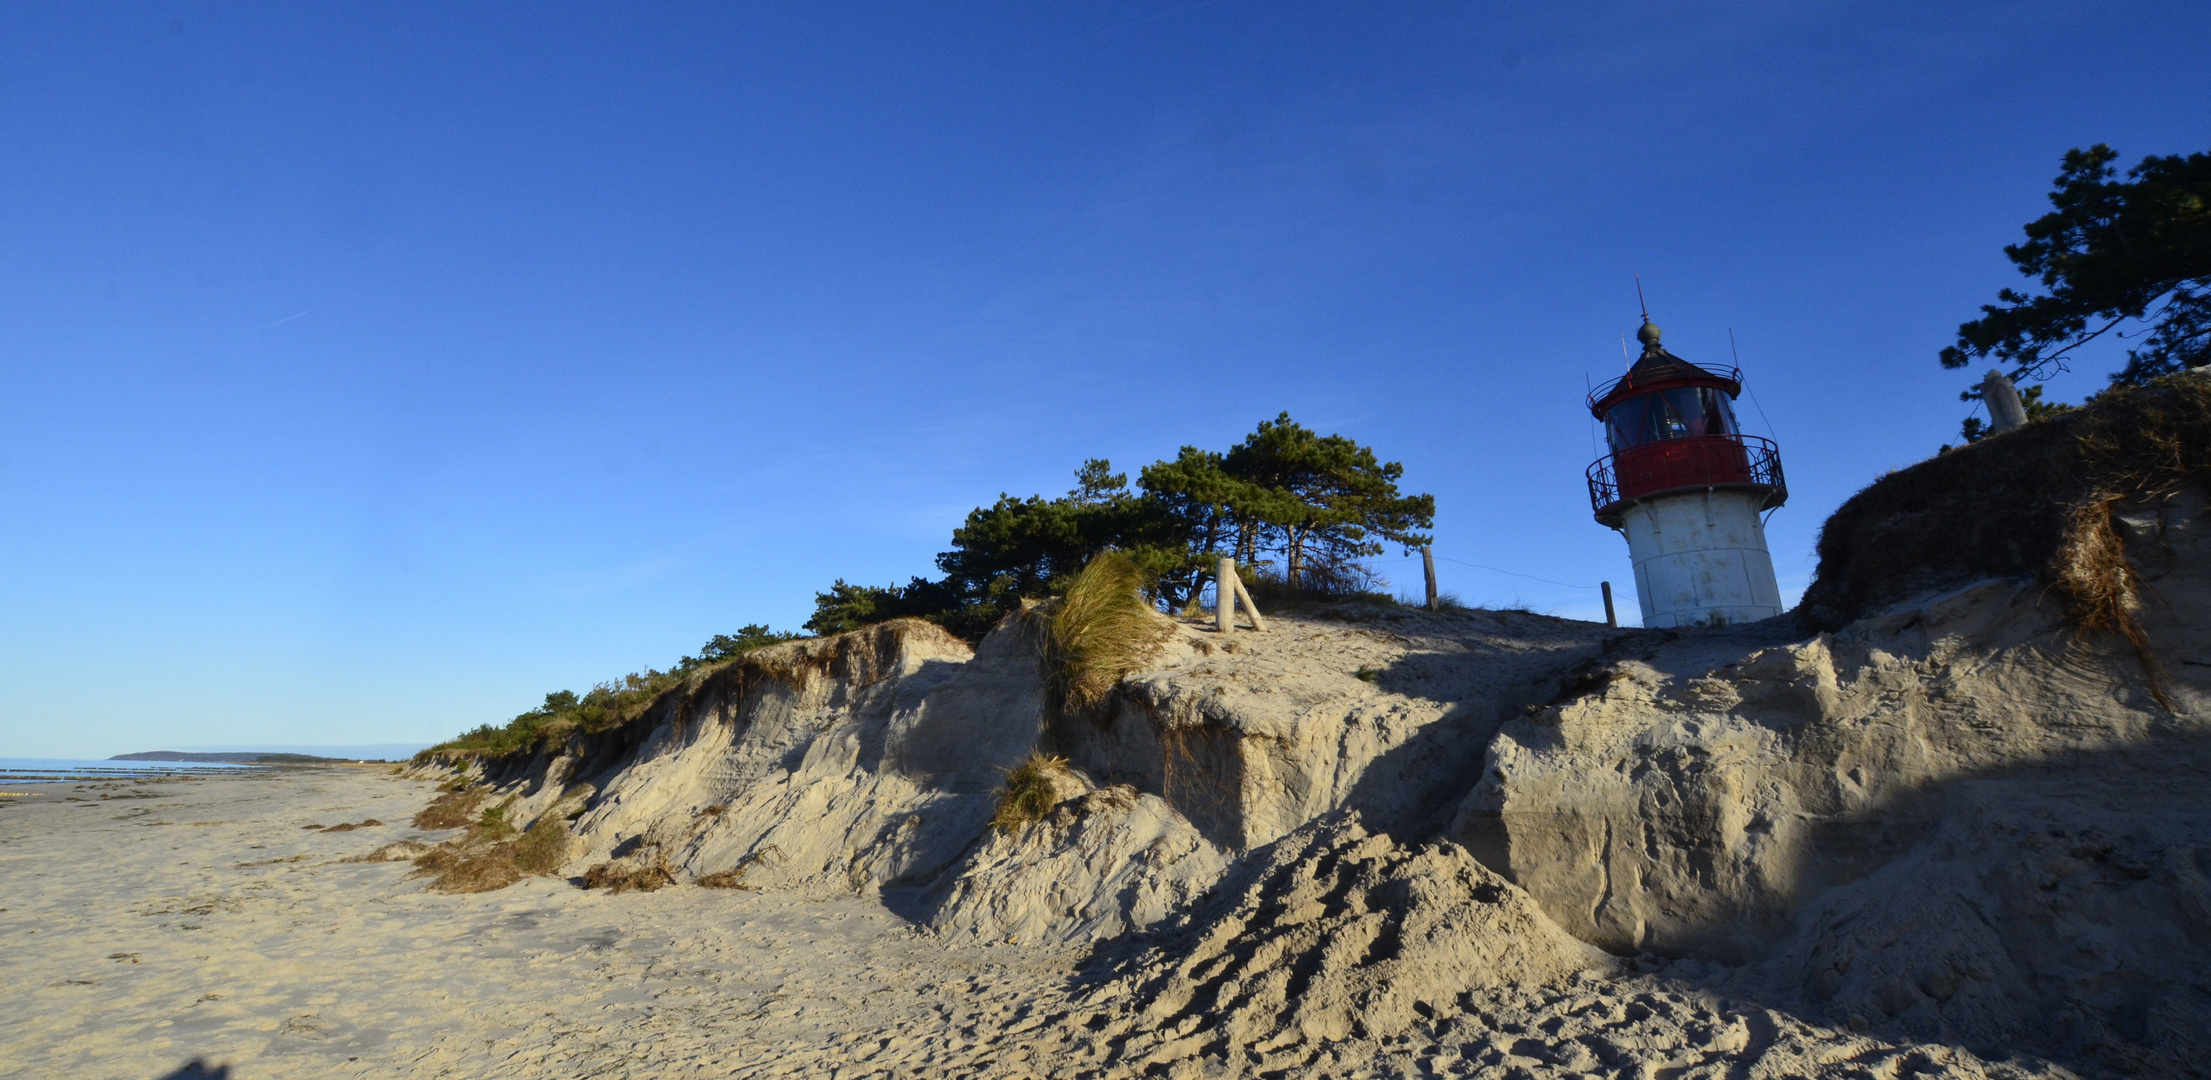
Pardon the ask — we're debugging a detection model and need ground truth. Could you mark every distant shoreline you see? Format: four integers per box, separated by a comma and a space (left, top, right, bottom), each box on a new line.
110, 751, 400, 764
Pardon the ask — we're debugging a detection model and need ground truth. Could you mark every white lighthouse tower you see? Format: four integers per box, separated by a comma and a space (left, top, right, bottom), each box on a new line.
1586, 317, 1787, 627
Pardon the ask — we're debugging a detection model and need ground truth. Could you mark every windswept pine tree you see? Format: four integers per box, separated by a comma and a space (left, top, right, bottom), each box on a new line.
1943, 144, 2211, 388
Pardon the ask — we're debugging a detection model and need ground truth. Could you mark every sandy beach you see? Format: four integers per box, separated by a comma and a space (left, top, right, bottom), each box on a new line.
0, 767, 1101, 1079
1, 766, 2070, 1080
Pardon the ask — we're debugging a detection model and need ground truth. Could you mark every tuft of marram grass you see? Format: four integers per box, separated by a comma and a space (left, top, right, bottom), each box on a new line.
2053, 493, 2169, 708
992, 752, 1073, 833
695, 868, 753, 889
1047, 550, 1172, 716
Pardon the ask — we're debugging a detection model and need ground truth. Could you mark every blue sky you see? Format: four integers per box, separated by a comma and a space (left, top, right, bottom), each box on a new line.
3, 2, 2205, 757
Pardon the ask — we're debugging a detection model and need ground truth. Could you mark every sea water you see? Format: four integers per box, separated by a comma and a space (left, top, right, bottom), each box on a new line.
0, 758, 264, 784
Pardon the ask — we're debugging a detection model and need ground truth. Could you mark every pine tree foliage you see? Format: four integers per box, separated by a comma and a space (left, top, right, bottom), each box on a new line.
807, 415, 1435, 637
1942, 144, 2211, 387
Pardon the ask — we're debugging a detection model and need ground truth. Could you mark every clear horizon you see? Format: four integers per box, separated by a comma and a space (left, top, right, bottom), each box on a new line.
3, 2, 2205, 757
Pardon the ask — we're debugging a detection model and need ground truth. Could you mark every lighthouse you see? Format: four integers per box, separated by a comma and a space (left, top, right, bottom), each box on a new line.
1586, 317, 1787, 627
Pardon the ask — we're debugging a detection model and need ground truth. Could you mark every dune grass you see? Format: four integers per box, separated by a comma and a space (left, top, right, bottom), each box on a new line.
394, 781, 578, 893
991, 752, 1073, 833
411, 843, 525, 894
695, 869, 753, 889
1238, 559, 1401, 612
1046, 551, 1171, 717
472, 798, 518, 842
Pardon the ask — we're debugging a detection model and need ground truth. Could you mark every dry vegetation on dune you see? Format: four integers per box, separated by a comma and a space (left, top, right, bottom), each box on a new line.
991, 753, 1075, 833
1802, 373, 2211, 686
581, 858, 676, 894
394, 784, 579, 893
1043, 551, 1173, 717
988, 551, 1169, 835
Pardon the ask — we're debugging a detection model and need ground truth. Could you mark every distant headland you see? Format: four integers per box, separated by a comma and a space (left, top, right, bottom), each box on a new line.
111, 749, 412, 764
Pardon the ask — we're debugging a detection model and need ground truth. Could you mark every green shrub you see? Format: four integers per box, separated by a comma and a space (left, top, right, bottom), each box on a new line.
420, 624, 801, 763
471, 798, 517, 842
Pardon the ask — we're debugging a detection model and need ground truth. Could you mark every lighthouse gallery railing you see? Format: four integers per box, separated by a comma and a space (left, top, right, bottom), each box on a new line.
1587, 433, 1786, 517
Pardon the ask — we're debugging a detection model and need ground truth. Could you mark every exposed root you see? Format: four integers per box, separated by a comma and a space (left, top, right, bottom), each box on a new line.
2053, 493, 2170, 707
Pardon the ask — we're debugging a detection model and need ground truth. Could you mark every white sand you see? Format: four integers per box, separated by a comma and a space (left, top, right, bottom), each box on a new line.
0, 767, 2060, 1079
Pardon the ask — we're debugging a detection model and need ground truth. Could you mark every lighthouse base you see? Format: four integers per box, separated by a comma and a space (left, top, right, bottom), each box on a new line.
1619, 489, 1784, 628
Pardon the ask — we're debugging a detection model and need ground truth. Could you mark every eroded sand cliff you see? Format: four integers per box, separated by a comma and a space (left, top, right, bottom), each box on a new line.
411, 374, 2211, 1077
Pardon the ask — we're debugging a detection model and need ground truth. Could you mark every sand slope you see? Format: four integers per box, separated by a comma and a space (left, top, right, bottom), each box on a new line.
0, 768, 2061, 1079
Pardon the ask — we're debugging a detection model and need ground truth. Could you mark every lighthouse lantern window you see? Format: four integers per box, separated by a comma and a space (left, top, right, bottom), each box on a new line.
1605, 387, 1739, 452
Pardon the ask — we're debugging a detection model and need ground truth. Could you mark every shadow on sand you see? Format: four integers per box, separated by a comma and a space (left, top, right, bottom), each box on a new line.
154, 1062, 230, 1079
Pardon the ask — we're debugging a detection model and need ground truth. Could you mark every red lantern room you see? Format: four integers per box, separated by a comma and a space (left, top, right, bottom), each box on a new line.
1586, 319, 1787, 528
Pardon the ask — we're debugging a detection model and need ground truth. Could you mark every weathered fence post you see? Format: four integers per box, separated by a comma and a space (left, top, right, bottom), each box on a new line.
1601, 581, 1618, 628
1216, 556, 1236, 635
1233, 571, 1267, 632
1423, 546, 1438, 612
1214, 556, 1265, 632
1981, 369, 2028, 434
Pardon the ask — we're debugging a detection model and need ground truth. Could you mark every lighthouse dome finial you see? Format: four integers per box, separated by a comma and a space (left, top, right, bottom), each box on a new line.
1636, 318, 1661, 349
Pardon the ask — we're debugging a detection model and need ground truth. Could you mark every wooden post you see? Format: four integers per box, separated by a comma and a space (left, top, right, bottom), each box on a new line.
1980, 369, 2029, 434
1233, 572, 1267, 632
1216, 556, 1236, 634
1601, 581, 1618, 628
1422, 546, 1438, 612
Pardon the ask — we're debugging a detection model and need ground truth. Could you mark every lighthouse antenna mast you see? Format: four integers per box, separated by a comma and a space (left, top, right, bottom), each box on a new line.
1635, 275, 1650, 322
